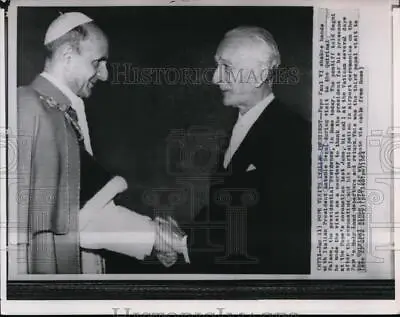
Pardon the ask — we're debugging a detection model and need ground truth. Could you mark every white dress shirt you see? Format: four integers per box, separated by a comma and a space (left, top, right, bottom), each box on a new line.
223, 93, 275, 168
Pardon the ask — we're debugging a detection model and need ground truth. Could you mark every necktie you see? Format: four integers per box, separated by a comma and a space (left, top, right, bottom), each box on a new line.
39, 94, 90, 151
65, 106, 84, 144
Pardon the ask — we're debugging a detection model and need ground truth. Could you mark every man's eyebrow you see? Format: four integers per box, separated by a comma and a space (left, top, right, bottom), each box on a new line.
95, 56, 108, 62
215, 56, 232, 65
219, 58, 232, 66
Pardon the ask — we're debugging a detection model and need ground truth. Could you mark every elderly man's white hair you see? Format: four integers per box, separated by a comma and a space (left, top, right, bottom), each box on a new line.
224, 26, 281, 68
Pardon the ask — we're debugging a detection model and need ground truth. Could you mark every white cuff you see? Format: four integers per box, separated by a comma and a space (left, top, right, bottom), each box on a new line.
80, 201, 155, 260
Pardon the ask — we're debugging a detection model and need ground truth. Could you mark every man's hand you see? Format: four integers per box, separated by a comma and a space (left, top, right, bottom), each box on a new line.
153, 216, 190, 267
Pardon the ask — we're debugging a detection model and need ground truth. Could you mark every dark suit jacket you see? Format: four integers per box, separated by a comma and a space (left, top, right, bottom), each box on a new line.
179, 98, 311, 274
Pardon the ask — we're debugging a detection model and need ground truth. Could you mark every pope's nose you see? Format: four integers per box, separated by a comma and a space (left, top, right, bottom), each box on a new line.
96, 62, 108, 81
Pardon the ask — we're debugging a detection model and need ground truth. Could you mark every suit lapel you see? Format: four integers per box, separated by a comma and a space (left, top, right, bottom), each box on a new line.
226, 99, 280, 172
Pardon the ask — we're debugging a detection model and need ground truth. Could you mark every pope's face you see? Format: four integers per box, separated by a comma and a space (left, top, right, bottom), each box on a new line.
212, 36, 266, 108
68, 32, 109, 98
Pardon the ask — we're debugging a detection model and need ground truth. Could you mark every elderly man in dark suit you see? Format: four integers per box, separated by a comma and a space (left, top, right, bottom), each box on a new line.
17, 12, 179, 274
176, 26, 311, 274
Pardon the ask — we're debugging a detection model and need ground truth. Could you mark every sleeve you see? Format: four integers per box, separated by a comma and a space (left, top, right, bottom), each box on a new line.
16, 89, 47, 273
79, 201, 156, 260
17, 89, 61, 274
16, 89, 40, 274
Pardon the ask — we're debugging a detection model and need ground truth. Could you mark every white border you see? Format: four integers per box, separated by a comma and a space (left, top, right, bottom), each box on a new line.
2, 299, 399, 315
393, 5, 400, 315
0, 1, 7, 306
1, 0, 399, 314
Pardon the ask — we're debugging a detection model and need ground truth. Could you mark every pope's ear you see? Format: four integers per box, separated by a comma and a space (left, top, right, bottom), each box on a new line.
60, 43, 74, 62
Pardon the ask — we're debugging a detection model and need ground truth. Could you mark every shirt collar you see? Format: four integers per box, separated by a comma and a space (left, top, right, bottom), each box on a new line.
237, 92, 275, 124
40, 71, 84, 111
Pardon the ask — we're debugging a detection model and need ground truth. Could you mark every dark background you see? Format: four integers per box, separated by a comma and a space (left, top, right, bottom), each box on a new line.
17, 6, 313, 222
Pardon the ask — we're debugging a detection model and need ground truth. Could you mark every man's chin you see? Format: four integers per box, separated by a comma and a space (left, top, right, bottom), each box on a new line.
222, 97, 234, 107
78, 89, 92, 99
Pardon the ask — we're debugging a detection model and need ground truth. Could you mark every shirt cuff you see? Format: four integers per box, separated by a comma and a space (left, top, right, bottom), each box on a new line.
80, 201, 156, 260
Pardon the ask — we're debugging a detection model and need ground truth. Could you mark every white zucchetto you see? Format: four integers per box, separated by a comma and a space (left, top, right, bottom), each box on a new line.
44, 12, 93, 45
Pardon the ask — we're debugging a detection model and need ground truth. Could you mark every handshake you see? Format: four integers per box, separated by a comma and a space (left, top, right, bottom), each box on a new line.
153, 216, 190, 267
79, 176, 190, 268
